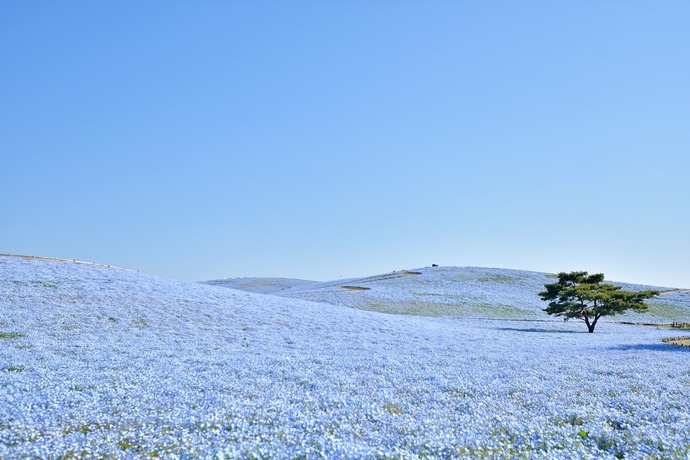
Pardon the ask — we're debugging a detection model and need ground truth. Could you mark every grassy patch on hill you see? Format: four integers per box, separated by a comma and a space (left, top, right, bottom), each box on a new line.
0, 332, 25, 340
645, 301, 690, 319
360, 300, 530, 318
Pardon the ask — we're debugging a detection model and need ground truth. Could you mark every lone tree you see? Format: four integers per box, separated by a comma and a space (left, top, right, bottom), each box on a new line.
539, 271, 659, 333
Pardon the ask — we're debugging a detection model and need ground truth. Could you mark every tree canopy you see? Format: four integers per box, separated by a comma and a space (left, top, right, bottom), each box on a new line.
539, 271, 659, 333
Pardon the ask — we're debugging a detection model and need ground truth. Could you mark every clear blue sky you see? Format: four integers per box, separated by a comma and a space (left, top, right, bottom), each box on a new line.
2, 2, 689, 288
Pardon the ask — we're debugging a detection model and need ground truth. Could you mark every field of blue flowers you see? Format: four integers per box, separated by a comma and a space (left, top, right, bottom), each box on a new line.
211, 266, 690, 321
1, 257, 689, 458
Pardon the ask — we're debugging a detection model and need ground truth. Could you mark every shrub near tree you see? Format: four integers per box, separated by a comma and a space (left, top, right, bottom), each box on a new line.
539, 271, 659, 333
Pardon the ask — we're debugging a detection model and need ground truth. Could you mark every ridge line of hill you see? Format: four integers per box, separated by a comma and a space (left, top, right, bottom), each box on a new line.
0, 253, 135, 272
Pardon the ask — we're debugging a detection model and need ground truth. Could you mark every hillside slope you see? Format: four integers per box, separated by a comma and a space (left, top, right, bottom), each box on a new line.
2, 257, 689, 458
209, 266, 690, 322
204, 277, 315, 294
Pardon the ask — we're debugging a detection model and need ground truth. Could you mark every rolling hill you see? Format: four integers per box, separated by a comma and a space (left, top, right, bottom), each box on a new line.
207, 266, 690, 322
2, 256, 689, 458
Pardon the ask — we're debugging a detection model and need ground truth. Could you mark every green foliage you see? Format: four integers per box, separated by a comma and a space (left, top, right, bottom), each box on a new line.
384, 402, 404, 415
0, 332, 24, 340
4, 365, 25, 372
539, 271, 659, 333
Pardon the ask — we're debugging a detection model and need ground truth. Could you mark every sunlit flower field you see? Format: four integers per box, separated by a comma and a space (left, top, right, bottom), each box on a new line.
1, 257, 689, 458
210, 266, 690, 321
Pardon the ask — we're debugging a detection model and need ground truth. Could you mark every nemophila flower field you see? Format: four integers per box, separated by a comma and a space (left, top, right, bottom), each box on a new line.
1, 258, 689, 458
211, 266, 689, 322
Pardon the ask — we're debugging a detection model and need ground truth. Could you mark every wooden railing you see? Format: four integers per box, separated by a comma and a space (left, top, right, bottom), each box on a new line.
0, 253, 135, 271
662, 336, 690, 348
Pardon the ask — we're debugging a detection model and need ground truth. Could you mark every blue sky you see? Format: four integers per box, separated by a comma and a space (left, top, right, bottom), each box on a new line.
2, 2, 689, 287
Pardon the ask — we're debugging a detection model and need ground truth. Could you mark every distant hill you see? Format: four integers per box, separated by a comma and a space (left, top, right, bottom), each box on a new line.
207, 266, 690, 322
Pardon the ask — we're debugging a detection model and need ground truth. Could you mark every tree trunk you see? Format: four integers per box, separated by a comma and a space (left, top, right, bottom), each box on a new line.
587, 313, 601, 333
583, 312, 594, 333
